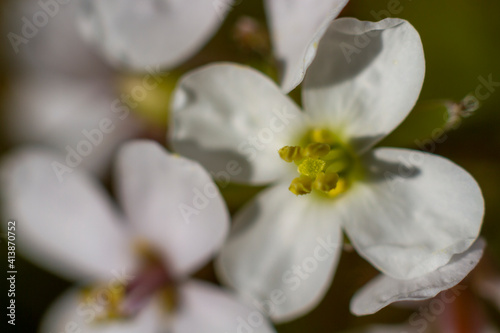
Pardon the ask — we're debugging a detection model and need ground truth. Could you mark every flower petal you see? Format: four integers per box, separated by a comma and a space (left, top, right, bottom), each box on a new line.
116, 140, 229, 278
303, 18, 425, 152
170, 63, 306, 185
0, 148, 134, 281
350, 238, 486, 315
343, 148, 484, 279
6, 0, 107, 77
172, 280, 276, 333
40, 287, 165, 333
216, 184, 343, 323
5, 75, 143, 176
265, 0, 349, 93
76, 0, 231, 70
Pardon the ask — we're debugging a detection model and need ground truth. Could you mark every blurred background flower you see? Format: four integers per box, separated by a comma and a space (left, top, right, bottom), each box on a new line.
1, 0, 500, 332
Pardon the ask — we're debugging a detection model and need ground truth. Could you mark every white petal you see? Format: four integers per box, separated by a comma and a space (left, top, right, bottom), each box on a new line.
303, 18, 425, 152
0, 148, 135, 281
170, 63, 306, 185
6, 0, 107, 77
40, 287, 165, 333
343, 148, 484, 279
350, 238, 486, 315
4, 75, 143, 176
172, 280, 276, 333
76, 0, 231, 70
265, 0, 349, 93
216, 184, 343, 323
116, 141, 229, 278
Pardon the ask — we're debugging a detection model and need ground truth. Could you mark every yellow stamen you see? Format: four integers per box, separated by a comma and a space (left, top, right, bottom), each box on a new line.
279, 146, 303, 162
328, 178, 348, 197
278, 128, 355, 197
81, 284, 127, 322
289, 176, 313, 195
304, 143, 330, 158
311, 129, 336, 144
313, 172, 339, 192
161, 285, 178, 313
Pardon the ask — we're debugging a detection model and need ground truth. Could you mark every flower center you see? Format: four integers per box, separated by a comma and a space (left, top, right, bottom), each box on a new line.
81, 242, 177, 322
279, 128, 356, 197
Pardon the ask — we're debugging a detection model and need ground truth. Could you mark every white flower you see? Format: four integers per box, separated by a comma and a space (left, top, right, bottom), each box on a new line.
264, 0, 349, 92
169, 18, 484, 322
76, 0, 349, 92
0, 140, 275, 333
5, 1, 143, 176
76, 0, 234, 71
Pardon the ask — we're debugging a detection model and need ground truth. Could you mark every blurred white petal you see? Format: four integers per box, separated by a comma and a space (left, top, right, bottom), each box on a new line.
6, 0, 107, 77
4, 75, 143, 176
40, 287, 165, 333
116, 141, 229, 278
76, 0, 232, 70
265, 0, 348, 92
172, 280, 276, 333
1, 148, 135, 281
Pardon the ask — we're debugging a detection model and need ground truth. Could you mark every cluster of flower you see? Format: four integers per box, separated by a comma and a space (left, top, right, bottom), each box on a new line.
1, 1, 489, 332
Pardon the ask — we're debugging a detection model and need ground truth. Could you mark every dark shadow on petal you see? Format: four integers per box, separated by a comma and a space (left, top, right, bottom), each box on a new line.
305, 28, 384, 89
361, 149, 422, 184
172, 139, 253, 182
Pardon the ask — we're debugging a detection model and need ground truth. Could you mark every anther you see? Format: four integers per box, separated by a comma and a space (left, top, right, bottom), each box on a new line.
289, 176, 313, 195
311, 129, 336, 144
313, 172, 339, 193
279, 146, 303, 162
304, 143, 330, 158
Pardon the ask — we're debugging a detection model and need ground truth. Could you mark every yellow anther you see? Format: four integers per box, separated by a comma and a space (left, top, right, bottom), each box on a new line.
304, 143, 330, 158
161, 286, 178, 313
280, 128, 355, 198
311, 129, 336, 144
328, 178, 348, 197
297, 158, 326, 178
289, 176, 313, 195
313, 172, 339, 193
101, 285, 126, 320
279, 146, 303, 162
82, 284, 127, 321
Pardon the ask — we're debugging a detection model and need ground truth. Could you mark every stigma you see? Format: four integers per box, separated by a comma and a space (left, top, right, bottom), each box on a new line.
279, 129, 353, 197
